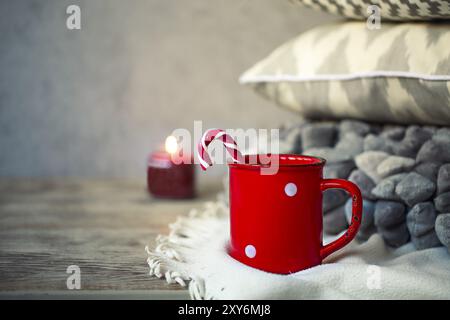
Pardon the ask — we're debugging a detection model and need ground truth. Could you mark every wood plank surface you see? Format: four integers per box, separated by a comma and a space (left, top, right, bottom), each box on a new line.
0, 178, 222, 295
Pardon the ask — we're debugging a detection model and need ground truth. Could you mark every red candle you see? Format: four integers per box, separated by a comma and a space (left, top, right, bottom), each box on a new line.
147, 136, 195, 199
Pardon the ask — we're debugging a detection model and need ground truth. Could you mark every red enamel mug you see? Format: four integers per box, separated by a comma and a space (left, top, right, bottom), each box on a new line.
227, 154, 362, 274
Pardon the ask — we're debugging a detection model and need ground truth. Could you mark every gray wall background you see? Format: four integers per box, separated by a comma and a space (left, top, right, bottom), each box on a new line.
0, 0, 335, 178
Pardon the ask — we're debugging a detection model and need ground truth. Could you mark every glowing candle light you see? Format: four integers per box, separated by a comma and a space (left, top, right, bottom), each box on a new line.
165, 135, 178, 155
147, 135, 195, 199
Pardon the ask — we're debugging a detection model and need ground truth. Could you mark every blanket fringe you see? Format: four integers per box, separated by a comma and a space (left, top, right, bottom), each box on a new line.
146, 196, 229, 300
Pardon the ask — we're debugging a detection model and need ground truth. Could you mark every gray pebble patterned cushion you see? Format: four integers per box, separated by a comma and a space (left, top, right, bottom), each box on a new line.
240, 22, 450, 126
290, 0, 450, 21
279, 119, 450, 250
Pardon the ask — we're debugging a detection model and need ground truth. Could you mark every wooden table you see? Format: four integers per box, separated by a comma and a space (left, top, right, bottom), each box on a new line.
0, 178, 222, 299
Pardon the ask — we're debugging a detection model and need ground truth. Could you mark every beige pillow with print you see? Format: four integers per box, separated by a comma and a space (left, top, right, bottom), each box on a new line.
289, 0, 450, 21
240, 22, 450, 126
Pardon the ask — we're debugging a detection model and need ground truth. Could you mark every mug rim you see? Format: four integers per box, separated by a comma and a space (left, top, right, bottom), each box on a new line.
228, 154, 326, 169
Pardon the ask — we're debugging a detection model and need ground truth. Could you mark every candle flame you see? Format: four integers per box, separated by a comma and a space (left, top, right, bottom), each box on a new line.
165, 136, 178, 154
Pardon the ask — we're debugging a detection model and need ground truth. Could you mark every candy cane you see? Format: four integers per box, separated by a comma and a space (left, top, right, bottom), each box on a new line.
197, 129, 243, 170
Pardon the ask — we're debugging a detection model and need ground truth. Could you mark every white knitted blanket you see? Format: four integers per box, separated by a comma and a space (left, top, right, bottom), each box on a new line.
146, 199, 450, 299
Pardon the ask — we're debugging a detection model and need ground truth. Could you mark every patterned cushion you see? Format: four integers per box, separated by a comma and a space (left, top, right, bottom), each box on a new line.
240, 22, 450, 126
290, 0, 450, 21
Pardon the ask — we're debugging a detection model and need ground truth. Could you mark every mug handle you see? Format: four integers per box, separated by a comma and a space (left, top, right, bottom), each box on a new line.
320, 179, 363, 260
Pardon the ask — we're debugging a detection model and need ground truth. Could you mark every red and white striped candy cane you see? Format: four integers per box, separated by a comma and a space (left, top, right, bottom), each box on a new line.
197, 129, 243, 170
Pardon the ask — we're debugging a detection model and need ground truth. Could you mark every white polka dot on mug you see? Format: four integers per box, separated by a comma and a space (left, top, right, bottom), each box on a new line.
245, 245, 256, 258
284, 182, 297, 197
